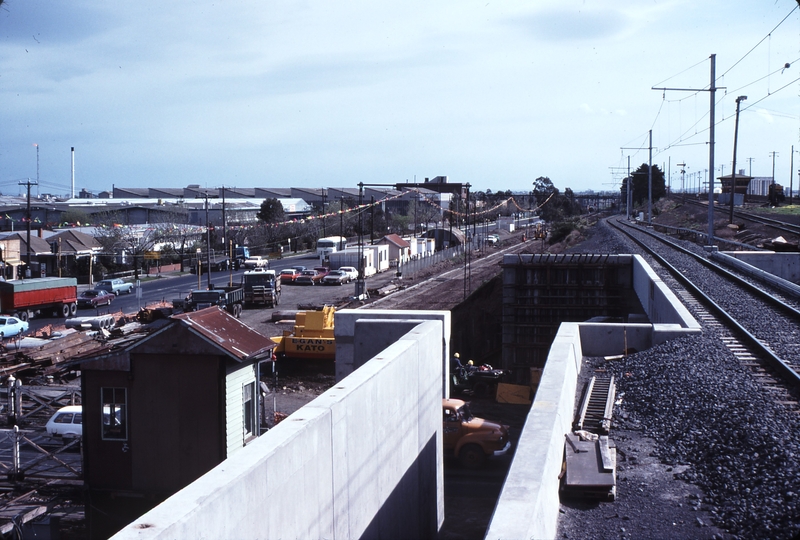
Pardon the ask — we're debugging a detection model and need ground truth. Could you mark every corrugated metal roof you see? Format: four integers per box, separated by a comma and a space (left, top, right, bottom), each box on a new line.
172, 308, 275, 361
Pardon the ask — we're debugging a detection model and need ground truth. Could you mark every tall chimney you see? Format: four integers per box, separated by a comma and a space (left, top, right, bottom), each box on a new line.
71, 147, 75, 199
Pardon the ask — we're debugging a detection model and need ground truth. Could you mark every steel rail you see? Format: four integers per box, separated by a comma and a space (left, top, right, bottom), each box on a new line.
609, 218, 800, 390
623, 219, 800, 320
682, 197, 800, 238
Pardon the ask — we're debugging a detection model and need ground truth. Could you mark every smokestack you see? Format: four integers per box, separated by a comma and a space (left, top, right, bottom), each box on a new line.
71, 147, 75, 199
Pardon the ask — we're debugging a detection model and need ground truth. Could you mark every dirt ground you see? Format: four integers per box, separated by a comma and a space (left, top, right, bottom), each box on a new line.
650, 196, 800, 246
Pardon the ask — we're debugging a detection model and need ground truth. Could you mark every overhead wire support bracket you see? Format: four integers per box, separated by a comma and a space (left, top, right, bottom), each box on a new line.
652, 54, 720, 244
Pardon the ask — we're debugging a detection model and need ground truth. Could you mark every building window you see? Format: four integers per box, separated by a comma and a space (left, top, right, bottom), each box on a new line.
101, 387, 128, 440
243, 382, 254, 440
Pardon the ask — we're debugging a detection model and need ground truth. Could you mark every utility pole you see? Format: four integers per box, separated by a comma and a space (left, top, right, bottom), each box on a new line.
322, 190, 327, 237
340, 196, 344, 238
626, 156, 631, 220
746, 157, 755, 177
356, 183, 365, 298
19, 178, 37, 277
769, 151, 779, 187
204, 192, 212, 289
370, 196, 375, 245
653, 53, 720, 243
789, 146, 794, 206
463, 183, 471, 301
221, 186, 227, 252
729, 96, 747, 223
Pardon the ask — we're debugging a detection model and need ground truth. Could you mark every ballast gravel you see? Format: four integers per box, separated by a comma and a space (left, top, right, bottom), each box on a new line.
557, 219, 800, 540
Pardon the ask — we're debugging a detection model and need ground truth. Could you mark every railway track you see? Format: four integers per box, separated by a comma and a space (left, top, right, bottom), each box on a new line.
683, 197, 800, 240
366, 237, 539, 311
607, 217, 800, 411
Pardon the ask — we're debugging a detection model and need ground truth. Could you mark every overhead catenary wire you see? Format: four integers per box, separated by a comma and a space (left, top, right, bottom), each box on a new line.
641, 5, 800, 163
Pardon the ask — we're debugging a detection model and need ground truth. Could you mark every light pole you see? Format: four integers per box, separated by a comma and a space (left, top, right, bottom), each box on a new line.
729, 95, 747, 223
204, 194, 212, 289
196, 248, 202, 290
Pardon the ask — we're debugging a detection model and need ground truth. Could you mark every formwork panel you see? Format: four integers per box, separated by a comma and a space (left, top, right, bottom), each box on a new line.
501, 254, 644, 381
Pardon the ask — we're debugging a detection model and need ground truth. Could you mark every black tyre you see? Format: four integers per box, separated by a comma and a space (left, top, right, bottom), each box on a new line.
60, 304, 70, 318
69, 303, 77, 316
17, 311, 28, 322
458, 444, 486, 469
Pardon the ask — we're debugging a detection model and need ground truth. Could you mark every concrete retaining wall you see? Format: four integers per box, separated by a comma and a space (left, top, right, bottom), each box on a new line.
335, 309, 451, 395
721, 250, 800, 283
711, 251, 800, 299
631, 254, 701, 332
487, 257, 702, 539
485, 323, 583, 540
112, 318, 445, 540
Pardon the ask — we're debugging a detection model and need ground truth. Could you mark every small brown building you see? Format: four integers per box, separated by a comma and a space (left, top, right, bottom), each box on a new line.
79, 308, 275, 539
377, 234, 411, 266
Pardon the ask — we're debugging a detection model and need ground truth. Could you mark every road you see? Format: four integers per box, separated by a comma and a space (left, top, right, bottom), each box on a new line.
25, 252, 398, 338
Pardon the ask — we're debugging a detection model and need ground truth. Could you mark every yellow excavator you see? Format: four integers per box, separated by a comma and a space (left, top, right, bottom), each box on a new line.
271, 305, 336, 360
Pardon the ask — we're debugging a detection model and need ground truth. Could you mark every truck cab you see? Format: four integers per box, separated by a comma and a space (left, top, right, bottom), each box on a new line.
181, 286, 244, 318
242, 269, 281, 307
234, 246, 251, 267
442, 398, 511, 468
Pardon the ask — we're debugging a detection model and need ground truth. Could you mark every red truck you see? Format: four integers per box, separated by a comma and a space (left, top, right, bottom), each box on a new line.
0, 277, 79, 321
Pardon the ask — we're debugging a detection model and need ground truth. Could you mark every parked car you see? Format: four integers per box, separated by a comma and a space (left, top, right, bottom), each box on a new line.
77, 289, 115, 309
280, 269, 300, 283
322, 270, 350, 285
295, 270, 323, 285
339, 266, 359, 280
0, 316, 28, 339
292, 266, 307, 273
313, 266, 330, 278
45, 405, 82, 440
95, 278, 134, 296
243, 256, 269, 270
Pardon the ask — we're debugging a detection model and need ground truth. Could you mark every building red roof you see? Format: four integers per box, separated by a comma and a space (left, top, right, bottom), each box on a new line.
380, 234, 411, 248
171, 308, 275, 361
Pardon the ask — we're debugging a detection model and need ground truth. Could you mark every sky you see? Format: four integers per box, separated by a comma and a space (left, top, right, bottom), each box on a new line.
1, 0, 800, 198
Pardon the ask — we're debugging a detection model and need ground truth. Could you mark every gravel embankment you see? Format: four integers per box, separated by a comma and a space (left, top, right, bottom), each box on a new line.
557, 218, 800, 540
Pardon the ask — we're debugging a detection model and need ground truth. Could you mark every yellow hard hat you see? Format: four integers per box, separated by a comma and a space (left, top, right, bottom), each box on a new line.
454, 352, 460, 358
468, 360, 474, 366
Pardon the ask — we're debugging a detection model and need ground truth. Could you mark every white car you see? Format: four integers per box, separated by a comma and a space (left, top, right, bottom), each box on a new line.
45, 405, 83, 439
96, 278, 134, 296
339, 266, 359, 280
243, 256, 269, 269
0, 316, 29, 339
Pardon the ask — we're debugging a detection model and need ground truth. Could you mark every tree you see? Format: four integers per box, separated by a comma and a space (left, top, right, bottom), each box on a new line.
156, 210, 200, 272
628, 164, 667, 207
93, 213, 163, 280
257, 198, 285, 224
532, 176, 558, 208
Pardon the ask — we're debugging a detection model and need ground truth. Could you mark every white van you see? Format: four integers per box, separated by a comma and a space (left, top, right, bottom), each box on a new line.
45, 405, 82, 439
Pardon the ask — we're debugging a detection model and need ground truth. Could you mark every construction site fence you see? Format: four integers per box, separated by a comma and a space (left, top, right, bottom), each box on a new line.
397, 245, 464, 279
